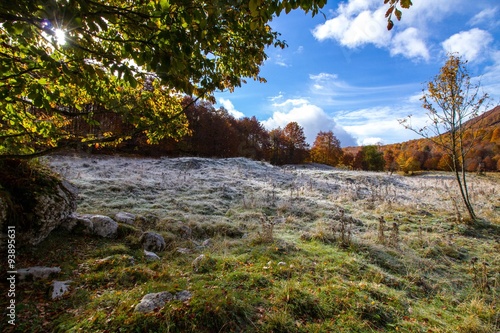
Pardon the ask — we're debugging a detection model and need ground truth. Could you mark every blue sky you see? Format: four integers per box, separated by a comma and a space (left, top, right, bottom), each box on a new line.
214, 0, 500, 147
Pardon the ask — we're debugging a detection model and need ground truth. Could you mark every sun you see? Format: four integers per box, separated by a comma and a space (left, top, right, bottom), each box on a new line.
54, 28, 66, 45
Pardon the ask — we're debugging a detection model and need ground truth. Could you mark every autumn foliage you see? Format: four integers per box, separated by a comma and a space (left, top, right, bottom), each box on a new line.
384, 106, 500, 173
78, 99, 498, 171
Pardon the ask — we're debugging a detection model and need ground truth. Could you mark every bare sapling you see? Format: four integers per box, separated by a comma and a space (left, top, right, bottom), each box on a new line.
399, 54, 493, 223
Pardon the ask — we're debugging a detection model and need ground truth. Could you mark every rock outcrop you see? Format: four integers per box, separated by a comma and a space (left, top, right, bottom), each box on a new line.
11, 180, 77, 246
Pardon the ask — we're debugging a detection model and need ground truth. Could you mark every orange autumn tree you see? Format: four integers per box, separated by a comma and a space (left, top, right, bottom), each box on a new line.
310, 130, 343, 166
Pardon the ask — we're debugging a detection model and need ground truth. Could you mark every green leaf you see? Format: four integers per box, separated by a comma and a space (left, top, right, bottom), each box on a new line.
160, 0, 170, 10
400, 0, 413, 9
395, 8, 402, 21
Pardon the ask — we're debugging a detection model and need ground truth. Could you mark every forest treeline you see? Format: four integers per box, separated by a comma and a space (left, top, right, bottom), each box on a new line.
84, 97, 499, 172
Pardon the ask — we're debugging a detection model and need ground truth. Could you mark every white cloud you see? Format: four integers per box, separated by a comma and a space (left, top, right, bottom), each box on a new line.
468, 7, 498, 27
312, 0, 466, 61
335, 105, 429, 146
477, 51, 500, 102
219, 98, 245, 119
262, 99, 357, 146
390, 28, 430, 61
401, 0, 460, 26
361, 137, 383, 145
272, 54, 290, 67
340, 0, 378, 15
312, 7, 390, 48
307, 71, 417, 108
442, 28, 493, 62
268, 93, 284, 102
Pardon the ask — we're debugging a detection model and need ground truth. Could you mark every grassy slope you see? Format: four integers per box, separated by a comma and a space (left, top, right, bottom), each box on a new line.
2, 155, 499, 333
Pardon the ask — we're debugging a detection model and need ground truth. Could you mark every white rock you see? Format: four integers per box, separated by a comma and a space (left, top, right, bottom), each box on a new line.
174, 290, 192, 302
18, 266, 61, 280
20, 180, 78, 245
144, 249, 160, 261
141, 231, 166, 252
52, 280, 72, 299
64, 213, 93, 233
192, 254, 206, 272
91, 215, 118, 238
135, 292, 173, 313
114, 212, 136, 225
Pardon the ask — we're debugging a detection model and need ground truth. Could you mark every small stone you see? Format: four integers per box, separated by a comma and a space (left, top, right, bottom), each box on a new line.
175, 290, 192, 302
135, 292, 173, 313
18, 266, 61, 280
192, 254, 205, 271
52, 280, 72, 299
114, 212, 136, 225
141, 231, 166, 252
144, 250, 160, 261
177, 247, 191, 254
91, 215, 118, 237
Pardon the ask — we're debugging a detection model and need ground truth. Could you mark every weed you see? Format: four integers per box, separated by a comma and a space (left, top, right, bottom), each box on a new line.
336, 208, 353, 247
378, 216, 386, 244
389, 221, 400, 248
469, 258, 491, 293
256, 215, 278, 243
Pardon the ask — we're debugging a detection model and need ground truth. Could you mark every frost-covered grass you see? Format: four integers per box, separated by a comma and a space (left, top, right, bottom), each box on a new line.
46, 154, 499, 224
6, 155, 499, 333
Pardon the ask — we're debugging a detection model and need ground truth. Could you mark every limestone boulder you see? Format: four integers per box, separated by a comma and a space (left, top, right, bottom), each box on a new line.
135, 290, 192, 313
63, 213, 94, 234
17, 266, 61, 280
21, 180, 77, 245
140, 231, 166, 252
91, 215, 118, 238
0, 160, 77, 246
135, 292, 174, 313
114, 212, 136, 225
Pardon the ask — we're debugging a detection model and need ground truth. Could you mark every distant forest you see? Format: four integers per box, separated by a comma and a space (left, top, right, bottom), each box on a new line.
84, 97, 500, 172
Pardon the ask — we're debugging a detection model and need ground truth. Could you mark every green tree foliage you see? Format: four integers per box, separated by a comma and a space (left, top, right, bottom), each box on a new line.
400, 54, 491, 222
361, 145, 385, 171
310, 130, 343, 166
384, 0, 413, 30
0, 0, 332, 158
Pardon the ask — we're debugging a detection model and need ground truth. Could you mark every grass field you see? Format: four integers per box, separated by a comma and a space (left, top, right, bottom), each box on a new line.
3, 155, 499, 332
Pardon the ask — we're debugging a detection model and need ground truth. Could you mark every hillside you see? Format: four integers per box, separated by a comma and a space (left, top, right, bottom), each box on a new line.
2, 155, 499, 333
343, 106, 500, 172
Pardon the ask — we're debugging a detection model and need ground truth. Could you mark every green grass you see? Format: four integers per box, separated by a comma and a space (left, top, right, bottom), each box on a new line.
4, 215, 499, 333
5, 159, 499, 332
